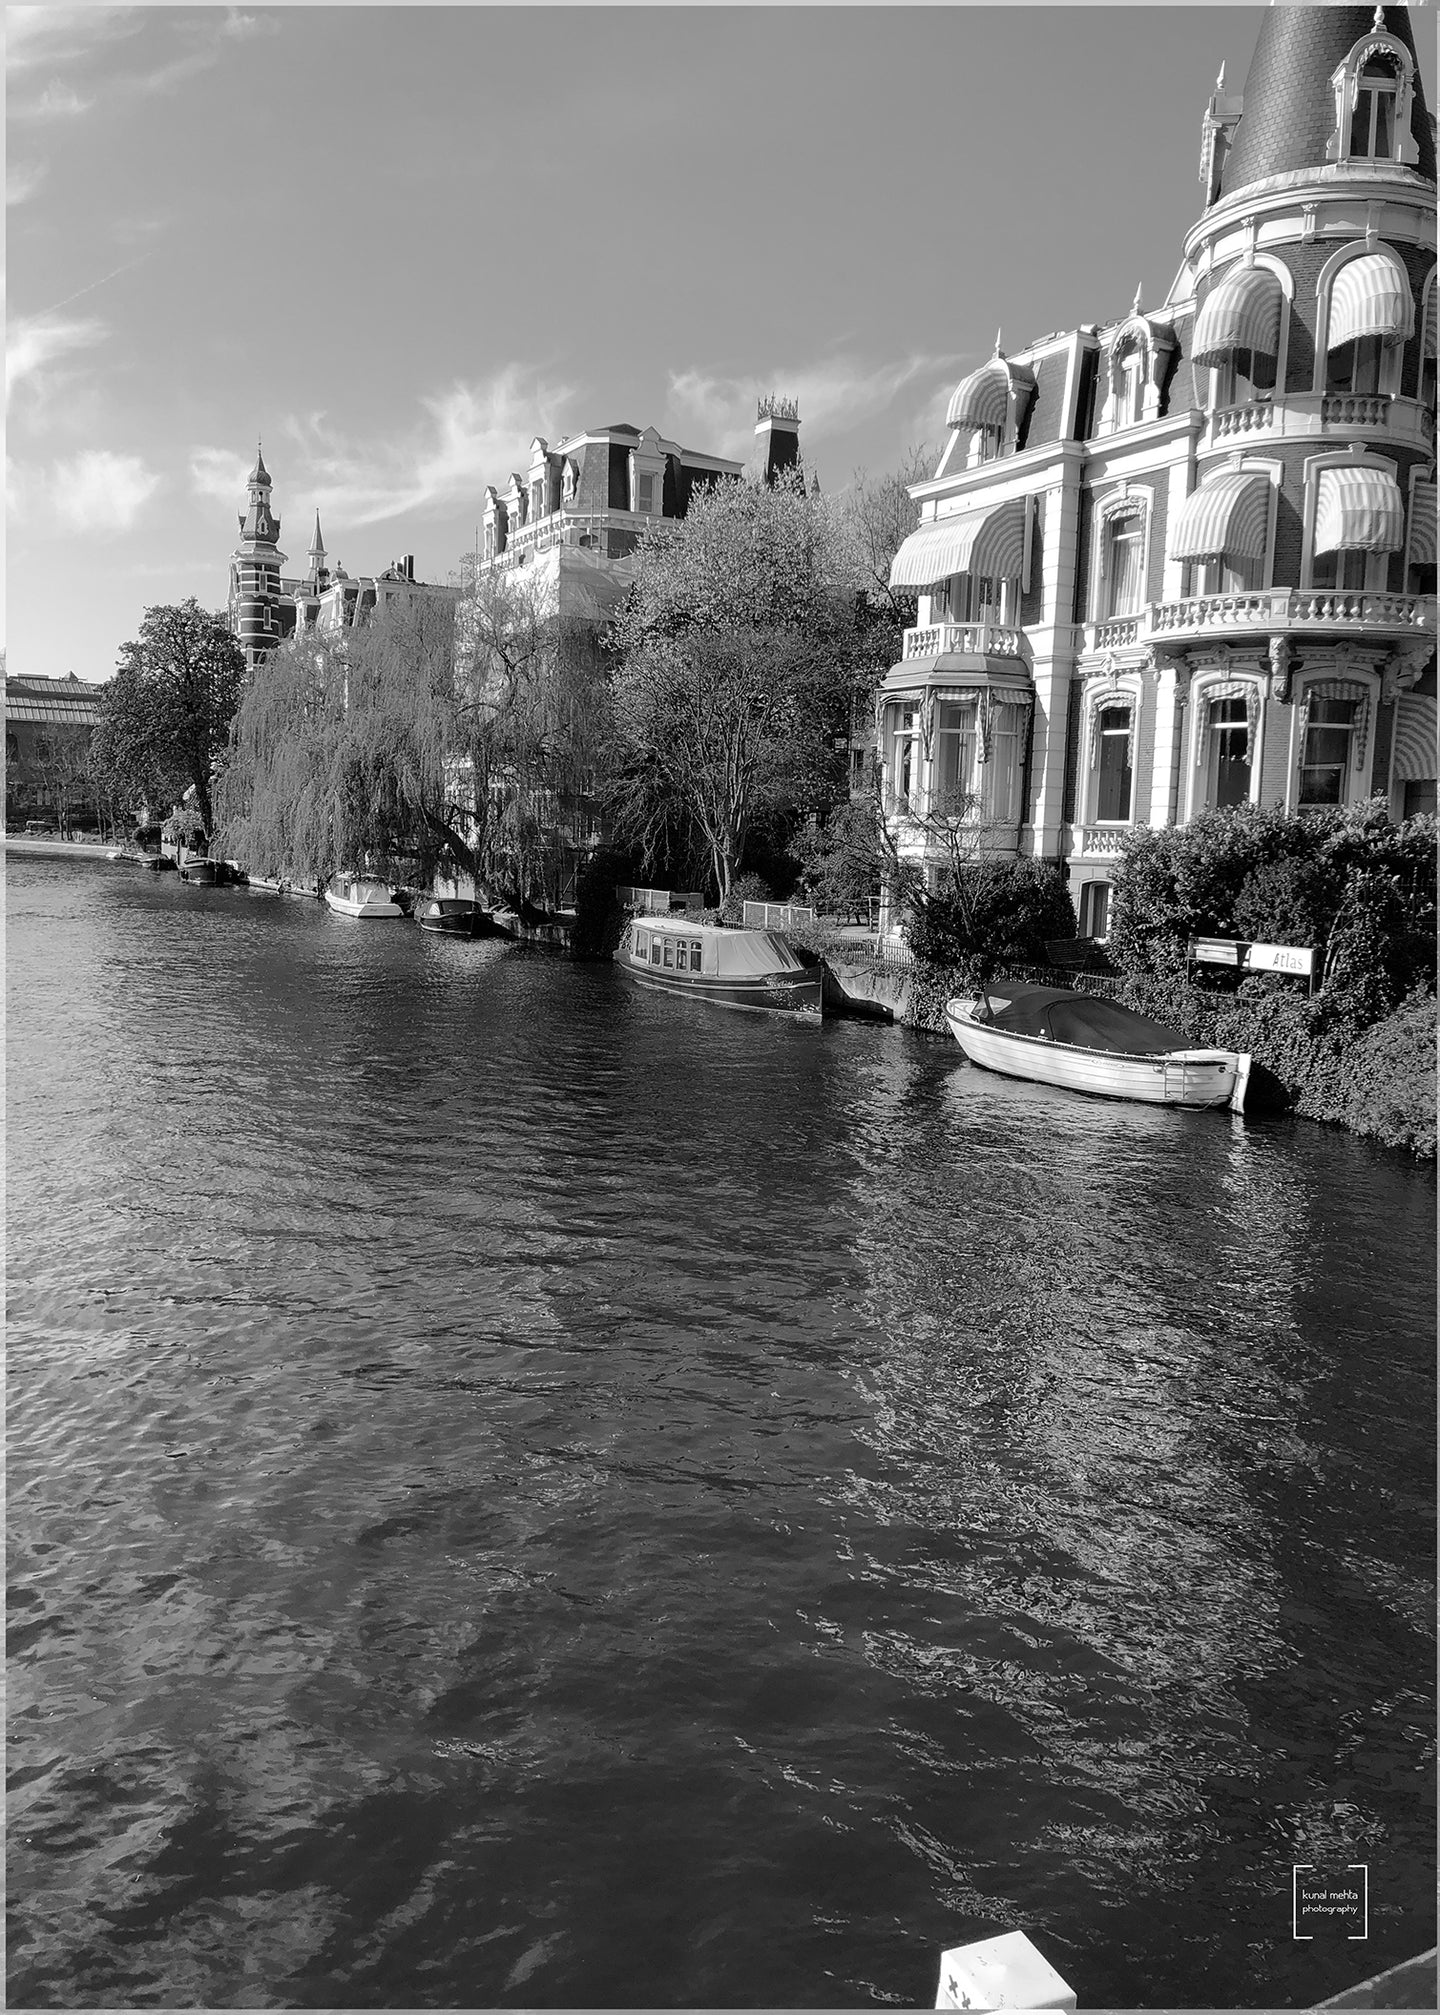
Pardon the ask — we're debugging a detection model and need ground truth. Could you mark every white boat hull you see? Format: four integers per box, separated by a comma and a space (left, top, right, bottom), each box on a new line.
945, 999, 1249, 1111
324, 889, 404, 919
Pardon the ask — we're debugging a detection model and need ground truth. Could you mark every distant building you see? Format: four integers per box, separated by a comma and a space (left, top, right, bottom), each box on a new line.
5, 673, 106, 825
227, 448, 459, 674
881, 3, 1437, 938
464, 413, 756, 622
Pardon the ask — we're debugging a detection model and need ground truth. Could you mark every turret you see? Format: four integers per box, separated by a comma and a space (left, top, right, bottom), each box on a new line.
229, 443, 288, 671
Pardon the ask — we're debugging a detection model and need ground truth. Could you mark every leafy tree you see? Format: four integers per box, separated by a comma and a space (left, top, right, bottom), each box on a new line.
24, 727, 95, 835
606, 471, 883, 898
790, 796, 908, 921
844, 443, 933, 622
455, 563, 611, 908
90, 600, 245, 834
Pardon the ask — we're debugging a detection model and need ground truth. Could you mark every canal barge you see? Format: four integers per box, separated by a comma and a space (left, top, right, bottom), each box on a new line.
324, 874, 407, 919
617, 915, 822, 1021
946, 985, 1249, 1111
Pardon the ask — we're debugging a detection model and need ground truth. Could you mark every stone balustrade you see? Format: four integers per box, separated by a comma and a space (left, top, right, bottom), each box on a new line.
1147, 587, 1434, 637
1078, 825, 1130, 857
902, 621, 1025, 660
1207, 392, 1429, 448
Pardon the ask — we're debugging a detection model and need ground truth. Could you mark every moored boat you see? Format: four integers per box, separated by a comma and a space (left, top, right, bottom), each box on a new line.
324, 874, 405, 919
415, 896, 501, 936
179, 857, 218, 886
945, 984, 1249, 1111
617, 915, 822, 1021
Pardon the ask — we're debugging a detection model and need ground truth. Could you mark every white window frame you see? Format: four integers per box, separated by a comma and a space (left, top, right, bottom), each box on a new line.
1285, 672, 1382, 812
1093, 491, 1153, 621
1328, 31, 1418, 168
1080, 674, 1144, 827
1181, 674, 1265, 822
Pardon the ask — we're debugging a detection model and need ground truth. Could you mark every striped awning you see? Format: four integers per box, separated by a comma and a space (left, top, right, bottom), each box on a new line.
1391, 694, 1437, 782
1326, 253, 1415, 350
1191, 264, 1284, 367
1408, 481, 1437, 566
1313, 466, 1405, 554
888, 497, 1028, 588
1170, 471, 1271, 561
946, 360, 1009, 431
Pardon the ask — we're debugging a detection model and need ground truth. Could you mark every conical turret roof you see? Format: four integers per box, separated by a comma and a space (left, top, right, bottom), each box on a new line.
248, 442, 271, 487
1219, 4, 1434, 198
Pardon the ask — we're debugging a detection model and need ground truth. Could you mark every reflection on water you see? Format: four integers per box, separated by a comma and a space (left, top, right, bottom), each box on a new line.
7, 859, 1435, 2009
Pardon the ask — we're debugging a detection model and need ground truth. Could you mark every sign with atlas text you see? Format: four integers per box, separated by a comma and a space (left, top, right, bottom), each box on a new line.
1192, 937, 1315, 978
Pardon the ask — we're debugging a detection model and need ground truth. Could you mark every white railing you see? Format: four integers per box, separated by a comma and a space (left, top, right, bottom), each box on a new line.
488, 509, 654, 570
1210, 400, 1276, 440
902, 621, 1024, 660
742, 901, 815, 932
1320, 393, 1391, 427
1147, 588, 1435, 637
617, 884, 704, 915
1087, 616, 1141, 651
1078, 825, 1131, 857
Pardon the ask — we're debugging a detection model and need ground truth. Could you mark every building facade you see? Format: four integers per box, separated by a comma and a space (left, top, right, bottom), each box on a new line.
4, 673, 107, 827
881, 4, 1437, 938
227, 448, 458, 674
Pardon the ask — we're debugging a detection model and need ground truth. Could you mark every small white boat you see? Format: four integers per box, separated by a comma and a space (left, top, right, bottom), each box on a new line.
324, 874, 405, 919
945, 985, 1249, 1112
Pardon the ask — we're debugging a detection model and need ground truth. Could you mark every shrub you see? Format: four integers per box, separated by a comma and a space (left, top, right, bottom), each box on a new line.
1324, 990, 1437, 1159
720, 871, 773, 924
906, 858, 1076, 982
571, 844, 639, 959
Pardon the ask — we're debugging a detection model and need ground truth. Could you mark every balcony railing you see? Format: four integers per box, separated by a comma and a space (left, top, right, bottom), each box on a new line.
1088, 616, 1141, 651
483, 508, 656, 571
902, 621, 1024, 660
1077, 824, 1131, 857
1208, 393, 1430, 449
1147, 587, 1434, 639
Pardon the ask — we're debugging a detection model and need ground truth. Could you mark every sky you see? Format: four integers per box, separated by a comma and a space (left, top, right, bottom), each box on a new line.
7, 3, 1435, 683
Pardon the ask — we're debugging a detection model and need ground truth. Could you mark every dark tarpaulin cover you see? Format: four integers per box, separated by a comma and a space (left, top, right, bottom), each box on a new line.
983, 985, 1187, 1055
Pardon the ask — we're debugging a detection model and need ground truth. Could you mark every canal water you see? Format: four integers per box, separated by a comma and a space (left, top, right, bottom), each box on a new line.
7, 856, 1435, 2011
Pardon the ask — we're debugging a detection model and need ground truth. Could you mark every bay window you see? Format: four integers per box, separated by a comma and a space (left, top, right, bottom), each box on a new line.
888, 704, 922, 810
1350, 54, 1400, 159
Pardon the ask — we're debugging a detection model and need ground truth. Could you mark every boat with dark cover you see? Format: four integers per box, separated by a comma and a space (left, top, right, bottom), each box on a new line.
415, 896, 501, 936
617, 915, 822, 1021
946, 984, 1248, 1110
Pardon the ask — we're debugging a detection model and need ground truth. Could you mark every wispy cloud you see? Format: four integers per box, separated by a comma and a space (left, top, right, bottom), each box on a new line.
189, 447, 254, 506
7, 312, 108, 408
666, 353, 965, 462
5, 6, 141, 73
23, 79, 92, 119
7, 160, 49, 206
195, 368, 579, 533
49, 450, 162, 531
8, 5, 280, 118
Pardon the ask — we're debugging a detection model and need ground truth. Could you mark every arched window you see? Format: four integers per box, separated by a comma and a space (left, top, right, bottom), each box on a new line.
1350, 51, 1401, 160
1320, 251, 1413, 398
1193, 683, 1260, 812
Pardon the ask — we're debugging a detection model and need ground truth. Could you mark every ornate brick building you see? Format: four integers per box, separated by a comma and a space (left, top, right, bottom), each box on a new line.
227, 448, 458, 675
881, 4, 1436, 937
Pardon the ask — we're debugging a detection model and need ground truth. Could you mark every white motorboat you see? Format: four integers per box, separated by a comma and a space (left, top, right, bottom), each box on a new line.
945, 985, 1249, 1112
324, 874, 405, 919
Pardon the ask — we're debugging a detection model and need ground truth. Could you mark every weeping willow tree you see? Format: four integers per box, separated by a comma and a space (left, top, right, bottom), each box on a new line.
214, 596, 479, 887
216, 569, 613, 906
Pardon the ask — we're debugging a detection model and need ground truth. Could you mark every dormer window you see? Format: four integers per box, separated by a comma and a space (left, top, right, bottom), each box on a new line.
1329, 30, 1418, 168
1351, 52, 1400, 159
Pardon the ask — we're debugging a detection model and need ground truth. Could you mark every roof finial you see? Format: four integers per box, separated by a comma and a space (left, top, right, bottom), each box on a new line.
993, 326, 1003, 356
1215, 61, 1226, 93
1132, 282, 1144, 318
1372, 5, 1385, 32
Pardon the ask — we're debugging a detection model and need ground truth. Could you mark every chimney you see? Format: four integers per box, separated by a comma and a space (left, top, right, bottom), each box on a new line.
754, 395, 801, 483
